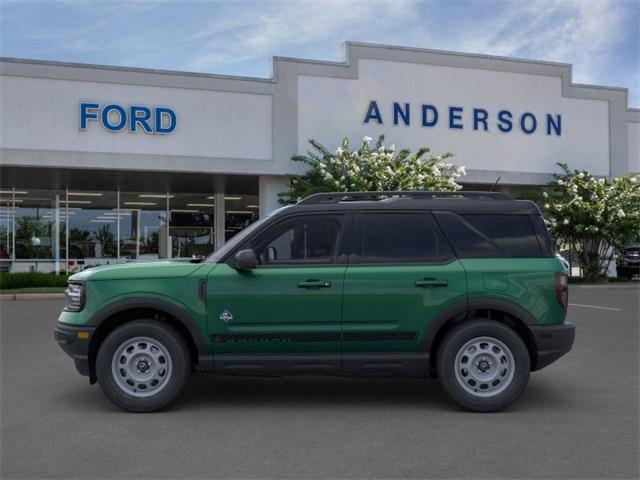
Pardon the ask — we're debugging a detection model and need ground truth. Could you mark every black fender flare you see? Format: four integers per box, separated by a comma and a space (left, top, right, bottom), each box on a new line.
421, 297, 537, 353
88, 297, 209, 359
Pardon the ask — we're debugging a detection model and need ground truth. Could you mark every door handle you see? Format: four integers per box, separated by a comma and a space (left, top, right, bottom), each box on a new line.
415, 279, 448, 288
297, 280, 332, 289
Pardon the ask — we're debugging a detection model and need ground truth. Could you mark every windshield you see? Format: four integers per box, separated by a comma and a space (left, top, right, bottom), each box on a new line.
205, 206, 291, 263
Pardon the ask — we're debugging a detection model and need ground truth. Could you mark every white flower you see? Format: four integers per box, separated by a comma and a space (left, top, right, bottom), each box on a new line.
557, 179, 564, 185
456, 166, 467, 176
544, 203, 550, 209
563, 219, 569, 225
335, 147, 343, 155
578, 172, 584, 178
618, 208, 625, 218
389, 144, 395, 152
542, 191, 548, 198
363, 136, 372, 143
631, 176, 638, 183
598, 178, 605, 184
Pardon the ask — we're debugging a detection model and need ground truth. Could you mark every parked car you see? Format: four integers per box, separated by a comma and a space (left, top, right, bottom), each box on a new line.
55, 191, 574, 413
616, 240, 640, 280
0, 249, 10, 273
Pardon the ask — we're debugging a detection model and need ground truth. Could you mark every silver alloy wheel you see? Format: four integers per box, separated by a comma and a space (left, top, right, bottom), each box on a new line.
454, 336, 515, 397
111, 336, 173, 398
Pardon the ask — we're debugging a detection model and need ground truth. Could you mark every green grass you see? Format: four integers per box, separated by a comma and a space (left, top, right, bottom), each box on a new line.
0, 287, 66, 294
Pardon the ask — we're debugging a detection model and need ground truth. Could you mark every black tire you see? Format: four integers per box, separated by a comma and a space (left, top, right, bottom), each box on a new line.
436, 320, 530, 412
96, 320, 191, 412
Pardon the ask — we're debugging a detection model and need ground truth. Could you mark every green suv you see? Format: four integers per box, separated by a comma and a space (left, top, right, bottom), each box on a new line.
55, 191, 575, 412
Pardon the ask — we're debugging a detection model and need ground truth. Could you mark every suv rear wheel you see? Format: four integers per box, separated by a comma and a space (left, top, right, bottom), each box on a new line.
437, 320, 530, 412
96, 320, 191, 412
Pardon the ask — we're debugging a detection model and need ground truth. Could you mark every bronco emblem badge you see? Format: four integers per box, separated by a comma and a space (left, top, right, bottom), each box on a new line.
219, 310, 233, 322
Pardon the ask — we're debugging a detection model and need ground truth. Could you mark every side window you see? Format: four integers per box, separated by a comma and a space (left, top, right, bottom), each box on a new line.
461, 214, 542, 257
251, 216, 340, 265
434, 212, 542, 258
355, 212, 453, 264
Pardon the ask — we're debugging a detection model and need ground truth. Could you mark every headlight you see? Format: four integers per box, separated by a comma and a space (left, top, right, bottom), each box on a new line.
64, 282, 85, 312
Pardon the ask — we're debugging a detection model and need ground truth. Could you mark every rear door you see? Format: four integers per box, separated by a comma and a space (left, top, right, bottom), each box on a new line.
341, 211, 467, 373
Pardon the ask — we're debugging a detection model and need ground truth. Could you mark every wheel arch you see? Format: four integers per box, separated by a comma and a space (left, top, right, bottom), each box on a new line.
87, 298, 210, 384
424, 298, 539, 375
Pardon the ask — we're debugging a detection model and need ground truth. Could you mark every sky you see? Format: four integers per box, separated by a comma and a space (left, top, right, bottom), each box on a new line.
1, 0, 638, 106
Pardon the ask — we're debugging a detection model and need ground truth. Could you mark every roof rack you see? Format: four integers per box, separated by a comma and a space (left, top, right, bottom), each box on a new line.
297, 191, 512, 205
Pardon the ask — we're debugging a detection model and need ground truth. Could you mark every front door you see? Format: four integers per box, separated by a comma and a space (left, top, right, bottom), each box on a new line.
341, 211, 467, 374
207, 213, 348, 373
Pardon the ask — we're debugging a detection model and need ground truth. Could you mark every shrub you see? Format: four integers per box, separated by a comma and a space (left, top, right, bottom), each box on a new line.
0, 272, 69, 290
279, 135, 465, 204
542, 163, 640, 281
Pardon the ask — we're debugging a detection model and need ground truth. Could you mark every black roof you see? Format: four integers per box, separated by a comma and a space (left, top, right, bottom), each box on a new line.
275, 191, 541, 216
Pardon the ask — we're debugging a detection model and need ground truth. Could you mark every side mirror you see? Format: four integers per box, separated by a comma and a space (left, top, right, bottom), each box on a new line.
233, 249, 258, 271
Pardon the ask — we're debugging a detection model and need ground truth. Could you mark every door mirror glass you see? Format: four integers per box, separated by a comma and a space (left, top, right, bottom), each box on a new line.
233, 249, 257, 270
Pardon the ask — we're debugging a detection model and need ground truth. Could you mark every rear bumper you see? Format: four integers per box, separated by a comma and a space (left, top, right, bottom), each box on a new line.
530, 322, 575, 371
54, 323, 95, 377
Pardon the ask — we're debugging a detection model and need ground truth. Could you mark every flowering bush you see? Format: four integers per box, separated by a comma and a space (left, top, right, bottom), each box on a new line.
279, 135, 466, 203
542, 163, 640, 280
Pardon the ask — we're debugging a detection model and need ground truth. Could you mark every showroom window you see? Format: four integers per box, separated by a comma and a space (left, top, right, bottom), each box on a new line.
225, 194, 259, 241
66, 190, 118, 267
14, 189, 65, 262
119, 192, 169, 261
170, 192, 216, 259
0, 187, 259, 273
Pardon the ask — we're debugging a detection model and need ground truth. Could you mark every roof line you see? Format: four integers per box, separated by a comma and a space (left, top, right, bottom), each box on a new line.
0, 56, 274, 84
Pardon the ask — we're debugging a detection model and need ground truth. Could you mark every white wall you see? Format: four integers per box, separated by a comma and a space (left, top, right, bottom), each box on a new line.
298, 59, 611, 177
0, 75, 272, 163
628, 122, 640, 173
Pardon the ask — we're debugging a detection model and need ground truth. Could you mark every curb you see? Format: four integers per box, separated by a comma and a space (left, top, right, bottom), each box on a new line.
0, 293, 65, 301
570, 284, 640, 289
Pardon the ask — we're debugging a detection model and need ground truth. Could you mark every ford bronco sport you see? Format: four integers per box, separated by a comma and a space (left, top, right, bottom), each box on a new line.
55, 191, 575, 412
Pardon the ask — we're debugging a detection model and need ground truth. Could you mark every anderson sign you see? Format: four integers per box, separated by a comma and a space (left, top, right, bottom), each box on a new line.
363, 100, 562, 136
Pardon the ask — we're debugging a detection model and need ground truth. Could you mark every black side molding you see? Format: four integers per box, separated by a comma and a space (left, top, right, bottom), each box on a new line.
212, 352, 429, 377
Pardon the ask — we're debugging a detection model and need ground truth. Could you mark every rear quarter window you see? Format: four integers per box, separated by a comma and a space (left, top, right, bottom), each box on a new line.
434, 212, 543, 258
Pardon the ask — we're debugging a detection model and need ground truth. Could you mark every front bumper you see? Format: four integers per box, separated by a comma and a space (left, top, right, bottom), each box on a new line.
530, 322, 575, 371
54, 323, 95, 377
617, 262, 640, 277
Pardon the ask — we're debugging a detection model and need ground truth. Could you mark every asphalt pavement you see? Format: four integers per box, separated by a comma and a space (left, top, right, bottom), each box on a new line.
1, 286, 638, 479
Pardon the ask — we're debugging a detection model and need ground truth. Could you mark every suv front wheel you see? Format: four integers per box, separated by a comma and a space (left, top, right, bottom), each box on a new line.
96, 320, 191, 412
437, 320, 530, 412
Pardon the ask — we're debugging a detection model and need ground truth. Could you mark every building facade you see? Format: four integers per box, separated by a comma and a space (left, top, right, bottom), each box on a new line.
1, 42, 638, 273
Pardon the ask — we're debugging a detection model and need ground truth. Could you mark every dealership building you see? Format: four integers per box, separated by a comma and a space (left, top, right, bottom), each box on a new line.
0, 42, 638, 273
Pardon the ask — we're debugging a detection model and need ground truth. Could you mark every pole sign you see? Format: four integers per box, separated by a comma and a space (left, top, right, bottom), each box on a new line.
363, 101, 562, 136
80, 102, 176, 134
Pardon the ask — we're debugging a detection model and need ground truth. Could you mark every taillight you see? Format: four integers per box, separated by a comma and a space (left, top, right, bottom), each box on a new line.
556, 272, 568, 309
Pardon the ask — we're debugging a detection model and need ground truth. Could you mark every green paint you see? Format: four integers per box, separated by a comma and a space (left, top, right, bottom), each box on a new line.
59, 256, 566, 353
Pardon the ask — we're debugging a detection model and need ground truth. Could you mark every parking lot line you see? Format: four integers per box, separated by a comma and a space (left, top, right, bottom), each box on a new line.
568, 303, 621, 311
